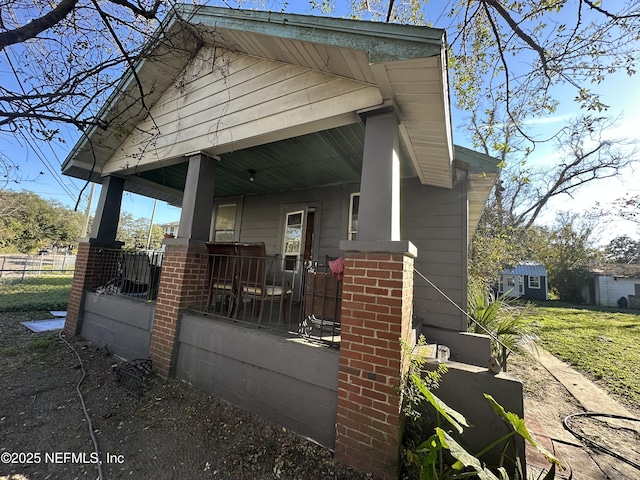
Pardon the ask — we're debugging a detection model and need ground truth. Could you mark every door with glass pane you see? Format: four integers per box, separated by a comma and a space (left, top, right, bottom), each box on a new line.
282, 208, 314, 272
283, 210, 305, 271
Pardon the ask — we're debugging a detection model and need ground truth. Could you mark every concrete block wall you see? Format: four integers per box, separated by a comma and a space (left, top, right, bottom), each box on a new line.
176, 314, 339, 448
81, 293, 154, 360
423, 360, 525, 471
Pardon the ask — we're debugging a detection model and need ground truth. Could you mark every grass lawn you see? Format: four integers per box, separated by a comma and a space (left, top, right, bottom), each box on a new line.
524, 302, 640, 406
0, 275, 72, 311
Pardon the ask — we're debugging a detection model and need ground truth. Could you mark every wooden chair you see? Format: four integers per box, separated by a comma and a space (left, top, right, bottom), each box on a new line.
205, 242, 237, 315
234, 242, 291, 323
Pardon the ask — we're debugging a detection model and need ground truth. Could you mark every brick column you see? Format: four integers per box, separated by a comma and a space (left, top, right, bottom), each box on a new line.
149, 241, 208, 378
335, 241, 416, 480
65, 240, 123, 336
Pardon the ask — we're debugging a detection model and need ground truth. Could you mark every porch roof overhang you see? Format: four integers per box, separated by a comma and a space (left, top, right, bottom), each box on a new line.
61, 5, 456, 203
453, 145, 499, 240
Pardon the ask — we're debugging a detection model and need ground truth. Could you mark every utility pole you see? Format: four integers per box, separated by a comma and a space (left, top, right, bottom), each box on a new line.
82, 183, 95, 237
146, 199, 158, 250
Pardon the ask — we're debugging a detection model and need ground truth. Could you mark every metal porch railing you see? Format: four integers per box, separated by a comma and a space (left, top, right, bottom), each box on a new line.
93, 249, 163, 302
192, 249, 342, 347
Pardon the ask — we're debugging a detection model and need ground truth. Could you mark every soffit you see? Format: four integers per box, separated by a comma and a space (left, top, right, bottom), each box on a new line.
62, 5, 454, 197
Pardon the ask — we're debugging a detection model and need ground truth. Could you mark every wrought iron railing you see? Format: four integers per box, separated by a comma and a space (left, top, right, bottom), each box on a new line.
192, 251, 342, 347
93, 249, 163, 302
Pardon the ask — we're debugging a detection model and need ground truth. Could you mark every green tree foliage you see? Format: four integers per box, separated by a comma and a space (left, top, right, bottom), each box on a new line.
605, 235, 640, 264
472, 210, 602, 302
116, 212, 164, 251
468, 115, 632, 288
0, 191, 84, 253
540, 212, 602, 302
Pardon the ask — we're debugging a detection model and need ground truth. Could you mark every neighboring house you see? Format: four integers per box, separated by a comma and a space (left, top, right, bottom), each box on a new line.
583, 264, 640, 308
499, 262, 548, 301
61, 6, 522, 479
158, 221, 179, 238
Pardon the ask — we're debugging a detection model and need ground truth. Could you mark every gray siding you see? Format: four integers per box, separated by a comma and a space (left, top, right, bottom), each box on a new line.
402, 177, 467, 332
176, 314, 339, 448
229, 179, 469, 334
234, 184, 354, 261
81, 293, 154, 360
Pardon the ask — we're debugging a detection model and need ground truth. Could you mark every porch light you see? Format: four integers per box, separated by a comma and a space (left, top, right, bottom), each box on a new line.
248, 169, 256, 182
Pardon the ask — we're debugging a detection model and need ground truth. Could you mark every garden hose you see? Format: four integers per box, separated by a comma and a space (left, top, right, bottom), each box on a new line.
563, 412, 640, 471
59, 330, 105, 480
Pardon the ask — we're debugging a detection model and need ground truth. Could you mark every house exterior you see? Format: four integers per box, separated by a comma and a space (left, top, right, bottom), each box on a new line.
583, 264, 640, 308
60, 6, 523, 479
158, 221, 179, 238
499, 262, 548, 301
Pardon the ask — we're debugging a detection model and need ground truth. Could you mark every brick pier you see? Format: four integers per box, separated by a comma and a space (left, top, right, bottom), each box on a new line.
335, 244, 415, 480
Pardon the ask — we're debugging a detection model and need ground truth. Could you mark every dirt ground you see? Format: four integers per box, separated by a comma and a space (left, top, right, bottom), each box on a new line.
1, 311, 639, 480
0, 311, 369, 480
510, 354, 640, 479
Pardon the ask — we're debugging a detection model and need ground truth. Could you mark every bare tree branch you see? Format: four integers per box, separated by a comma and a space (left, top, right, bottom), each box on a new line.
0, 0, 80, 49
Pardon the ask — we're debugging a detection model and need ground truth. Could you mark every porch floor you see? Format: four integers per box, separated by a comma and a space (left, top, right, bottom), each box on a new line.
194, 299, 341, 347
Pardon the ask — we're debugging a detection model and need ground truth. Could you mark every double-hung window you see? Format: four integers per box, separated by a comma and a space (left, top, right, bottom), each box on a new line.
213, 204, 237, 242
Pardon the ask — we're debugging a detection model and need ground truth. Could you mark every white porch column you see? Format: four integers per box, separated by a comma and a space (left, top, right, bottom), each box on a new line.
90, 175, 124, 243
177, 153, 217, 242
358, 110, 401, 241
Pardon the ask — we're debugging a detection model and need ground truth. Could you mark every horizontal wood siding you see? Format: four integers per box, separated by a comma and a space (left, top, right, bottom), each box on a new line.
104, 48, 381, 174
236, 185, 351, 261
401, 177, 467, 332
225, 179, 468, 333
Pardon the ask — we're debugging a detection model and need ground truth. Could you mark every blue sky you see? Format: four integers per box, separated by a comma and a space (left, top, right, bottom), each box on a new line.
1, 1, 638, 241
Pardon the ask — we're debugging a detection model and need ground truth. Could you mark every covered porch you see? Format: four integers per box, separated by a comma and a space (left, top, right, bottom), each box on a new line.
61, 6, 504, 480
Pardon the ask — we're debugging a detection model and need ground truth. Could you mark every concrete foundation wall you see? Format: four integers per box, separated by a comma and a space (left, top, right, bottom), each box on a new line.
423, 360, 525, 471
422, 328, 491, 367
81, 292, 154, 360
175, 314, 339, 448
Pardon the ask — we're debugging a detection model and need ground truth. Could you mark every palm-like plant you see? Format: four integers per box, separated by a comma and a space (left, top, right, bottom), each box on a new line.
467, 283, 538, 371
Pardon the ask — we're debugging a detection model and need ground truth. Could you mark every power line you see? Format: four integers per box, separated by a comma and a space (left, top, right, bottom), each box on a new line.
4, 47, 86, 210
14, 130, 88, 211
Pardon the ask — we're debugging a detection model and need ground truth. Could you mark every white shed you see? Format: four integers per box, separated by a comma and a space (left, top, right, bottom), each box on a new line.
588, 264, 640, 308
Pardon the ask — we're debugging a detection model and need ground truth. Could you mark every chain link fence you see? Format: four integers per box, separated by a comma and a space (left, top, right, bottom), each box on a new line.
0, 255, 75, 312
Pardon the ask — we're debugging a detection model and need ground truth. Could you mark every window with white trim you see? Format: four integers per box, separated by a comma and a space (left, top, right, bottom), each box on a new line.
348, 193, 359, 240
213, 204, 237, 242
518, 275, 524, 295
528, 275, 541, 289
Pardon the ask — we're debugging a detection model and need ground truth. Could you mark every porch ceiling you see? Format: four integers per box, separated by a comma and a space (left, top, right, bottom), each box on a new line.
61, 5, 455, 200
133, 123, 417, 200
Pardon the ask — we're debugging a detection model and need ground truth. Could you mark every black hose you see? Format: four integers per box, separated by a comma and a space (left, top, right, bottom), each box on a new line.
59, 330, 105, 480
563, 412, 640, 471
